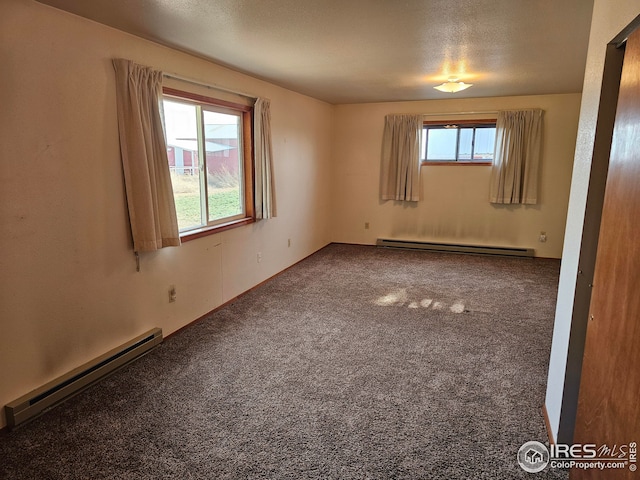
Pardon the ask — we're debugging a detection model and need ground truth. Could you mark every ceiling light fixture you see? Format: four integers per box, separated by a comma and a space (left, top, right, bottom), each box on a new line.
434, 76, 473, 93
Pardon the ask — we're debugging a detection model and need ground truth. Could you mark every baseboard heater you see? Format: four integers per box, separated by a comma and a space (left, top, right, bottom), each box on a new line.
5, 328, 162, 429
376, 238, 534, 257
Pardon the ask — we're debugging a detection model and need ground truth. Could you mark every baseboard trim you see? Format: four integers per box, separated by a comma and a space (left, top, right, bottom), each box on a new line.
166, 242, 332, 340
331, 241, 375, 247
542, 403, 556, 445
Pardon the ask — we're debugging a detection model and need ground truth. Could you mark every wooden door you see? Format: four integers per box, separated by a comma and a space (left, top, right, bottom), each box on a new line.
571, 28, 640, 480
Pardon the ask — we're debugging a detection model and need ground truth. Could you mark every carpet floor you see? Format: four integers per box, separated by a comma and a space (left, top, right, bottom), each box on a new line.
0, 244, 568, 479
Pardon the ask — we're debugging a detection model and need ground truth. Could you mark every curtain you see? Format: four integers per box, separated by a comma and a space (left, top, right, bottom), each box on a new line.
380, 114, 422, 202
489, 109, 544, 204
254, 98, 277, 219
112, 59, 180, 252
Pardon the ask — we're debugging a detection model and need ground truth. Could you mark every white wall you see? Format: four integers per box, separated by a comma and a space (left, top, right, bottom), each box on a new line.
0, 0, 332, 429
331, 94, 581, 259
545, 0, 640, 442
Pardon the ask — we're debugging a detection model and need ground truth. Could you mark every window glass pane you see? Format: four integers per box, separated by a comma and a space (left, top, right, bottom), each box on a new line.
203, 110, 243, 222
458, 128, 473, 160
163, 100, 203, 231
473, 127, 496, 161
426, 128, 457, 160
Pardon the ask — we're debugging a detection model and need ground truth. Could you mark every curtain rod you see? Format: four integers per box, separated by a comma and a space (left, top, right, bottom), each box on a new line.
162, 72, 259, 100
389, 110, 499, 117
420, 110, 499, 117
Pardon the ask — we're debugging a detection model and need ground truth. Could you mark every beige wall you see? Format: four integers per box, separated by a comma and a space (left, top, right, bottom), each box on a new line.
546, 0, 640, 442
331, 94, 581, 258
0, 0, 332, 428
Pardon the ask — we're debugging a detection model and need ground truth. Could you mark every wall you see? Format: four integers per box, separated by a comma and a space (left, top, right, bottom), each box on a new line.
331, 94, 581, 258
0, 0, 332, 429
545, 0, 640, 443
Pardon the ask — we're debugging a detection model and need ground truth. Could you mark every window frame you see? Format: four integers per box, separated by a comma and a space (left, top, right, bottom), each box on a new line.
162, 87, 255, 242
421, 119, 497, 166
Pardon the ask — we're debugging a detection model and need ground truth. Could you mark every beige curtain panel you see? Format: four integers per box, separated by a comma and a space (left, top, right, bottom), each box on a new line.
380, 114, 422, 202
489, 109, 544, 205
112, 59, 180, 252
254, 98, 277, 219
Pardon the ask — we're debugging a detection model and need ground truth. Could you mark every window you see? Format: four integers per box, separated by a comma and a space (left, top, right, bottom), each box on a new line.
421, 120, 496, 164
162, 88, 254, 239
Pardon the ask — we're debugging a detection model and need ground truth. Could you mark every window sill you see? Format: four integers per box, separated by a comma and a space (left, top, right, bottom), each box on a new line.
421, 161, 492, 166
180, 217, 255, 243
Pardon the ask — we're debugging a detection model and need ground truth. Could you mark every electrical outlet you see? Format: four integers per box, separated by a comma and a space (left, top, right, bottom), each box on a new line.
364, 222, 370, 230
539, 232, 547, 243
257, 252, 262, 263
168, 285, 177, 303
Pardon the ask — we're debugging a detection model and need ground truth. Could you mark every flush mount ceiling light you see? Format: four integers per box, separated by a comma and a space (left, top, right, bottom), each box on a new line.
433, 76, 473, 93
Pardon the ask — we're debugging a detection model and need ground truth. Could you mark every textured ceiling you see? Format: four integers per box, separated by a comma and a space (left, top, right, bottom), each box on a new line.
35, 0, 594, 104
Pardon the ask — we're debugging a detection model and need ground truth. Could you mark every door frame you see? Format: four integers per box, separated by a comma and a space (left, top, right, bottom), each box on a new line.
553, 13, 640, 445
